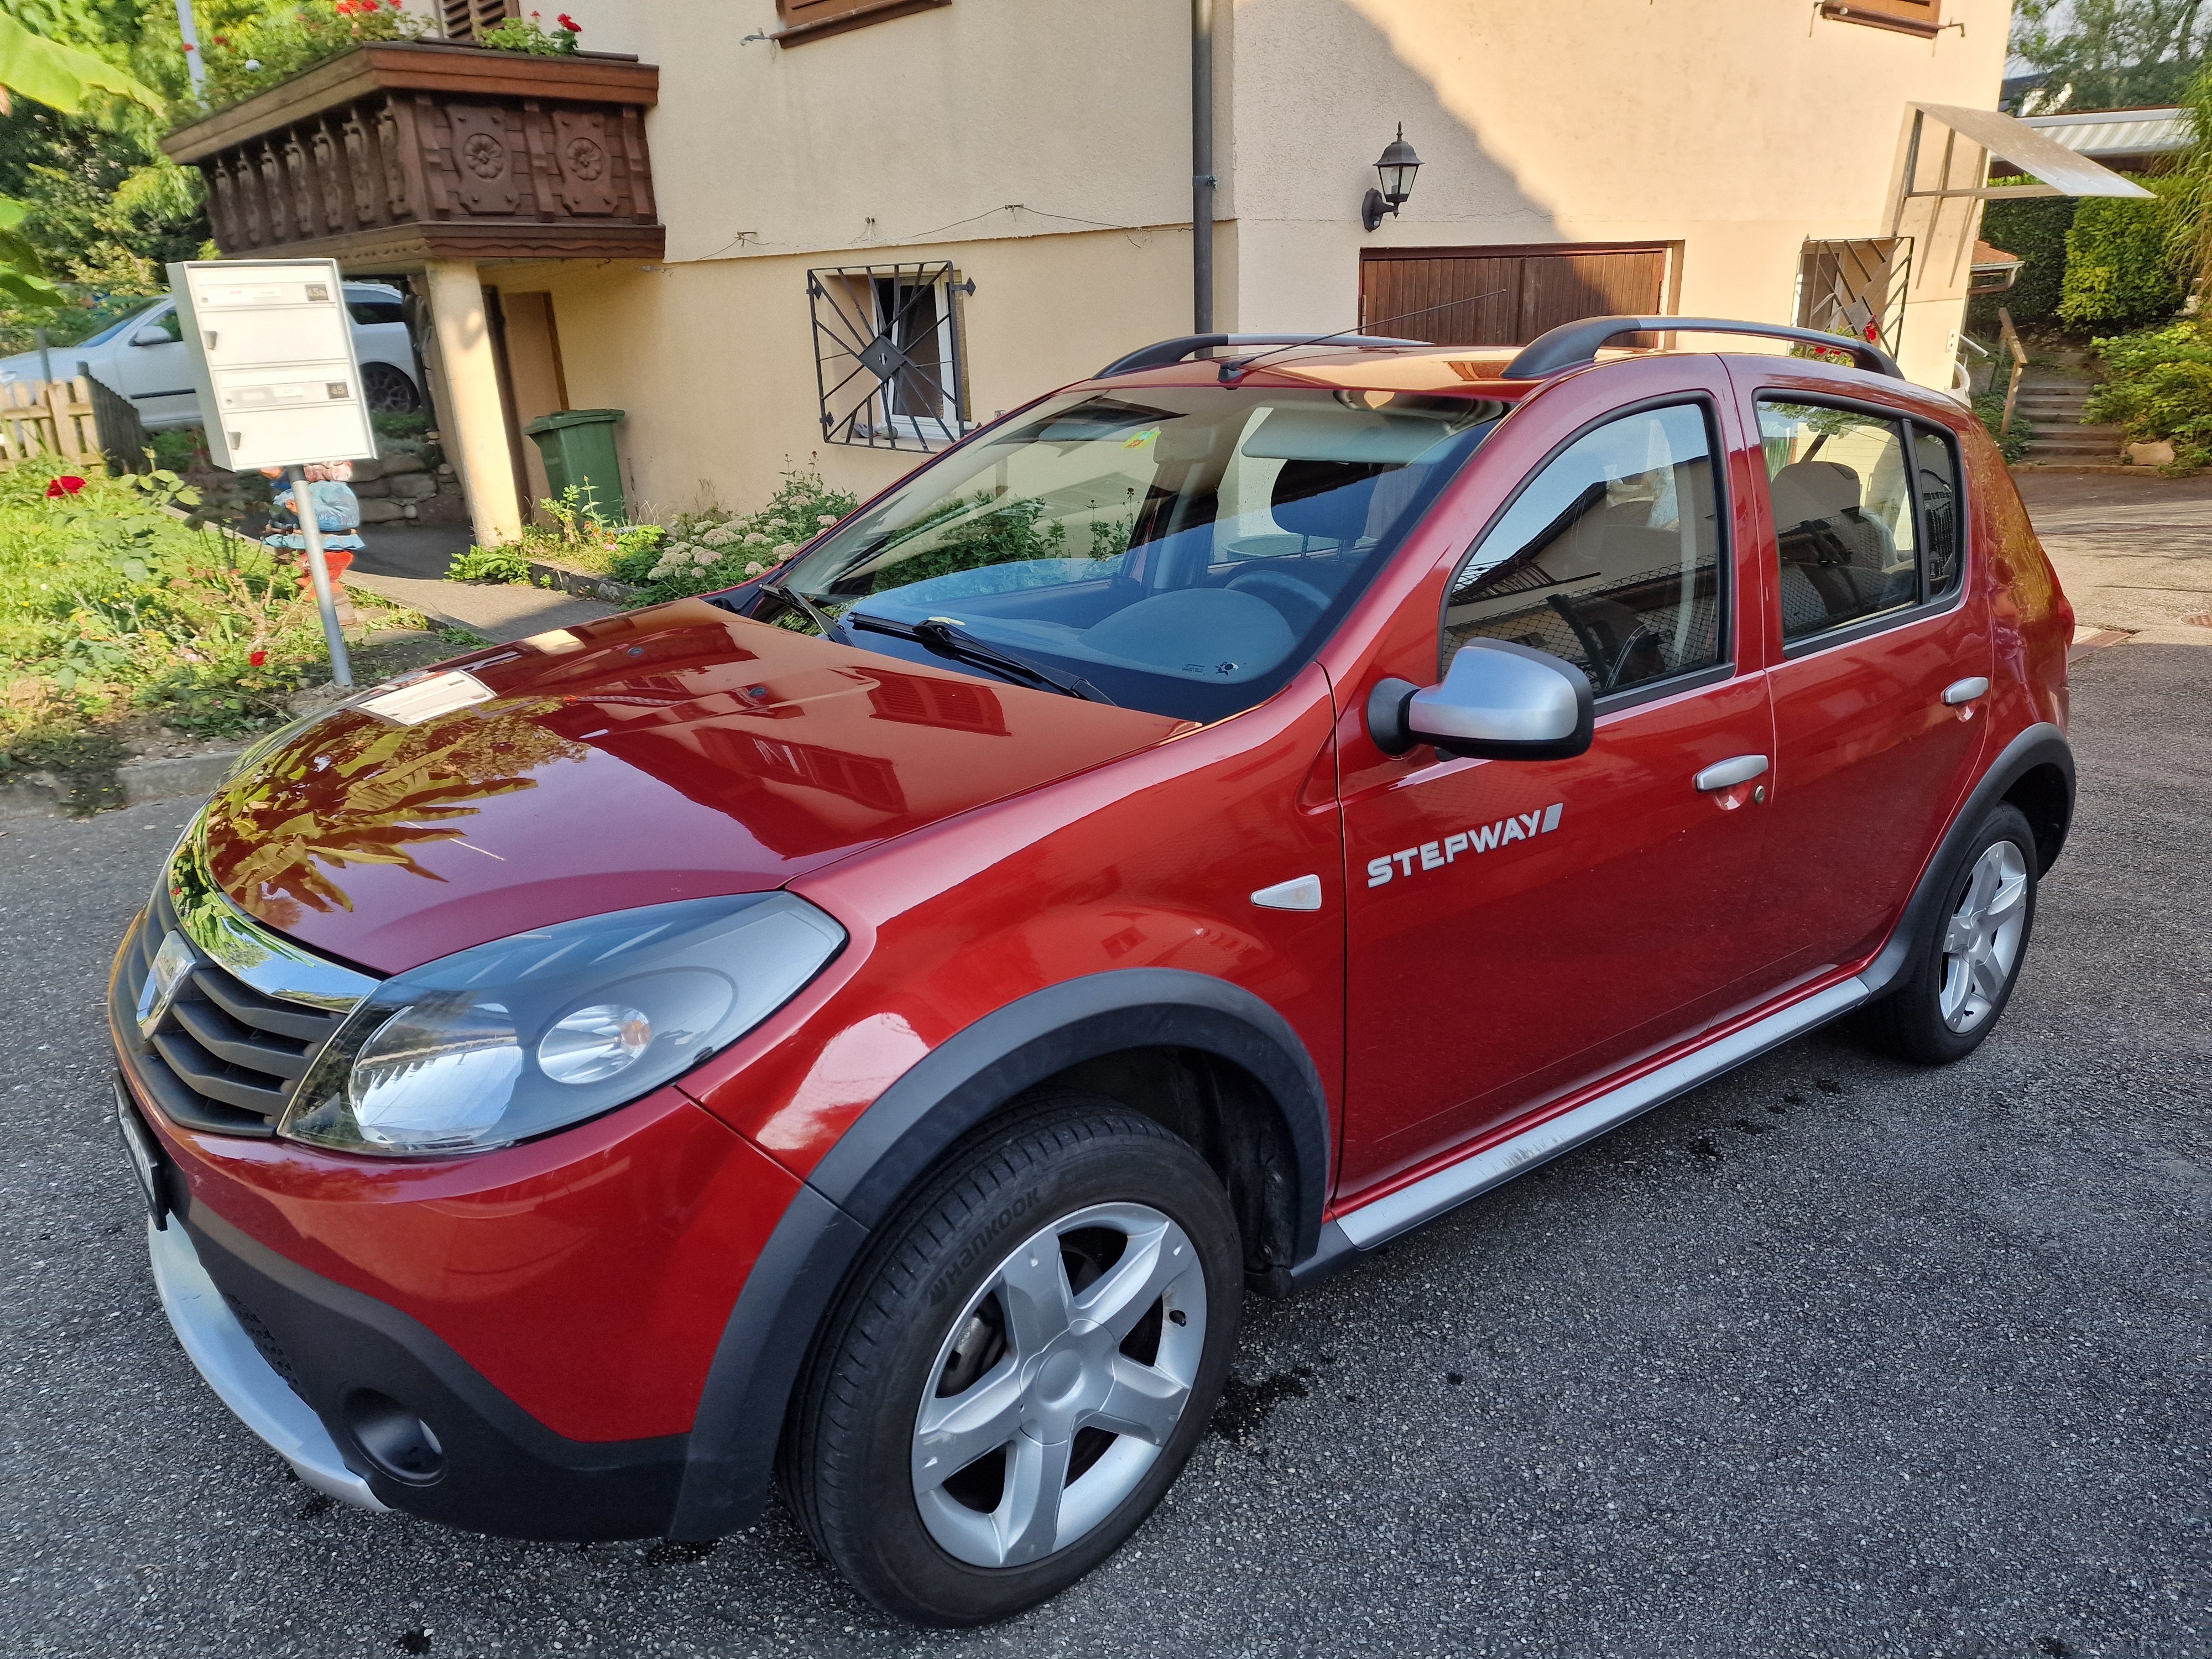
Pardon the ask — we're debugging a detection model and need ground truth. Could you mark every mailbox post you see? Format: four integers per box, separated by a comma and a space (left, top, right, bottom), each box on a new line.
168, 258, 375, 687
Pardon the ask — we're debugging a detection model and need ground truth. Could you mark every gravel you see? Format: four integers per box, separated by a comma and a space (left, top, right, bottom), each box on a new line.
2, 643, 2204, 1659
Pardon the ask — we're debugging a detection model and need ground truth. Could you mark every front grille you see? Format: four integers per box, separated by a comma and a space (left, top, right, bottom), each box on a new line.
113, 885, 354, 1140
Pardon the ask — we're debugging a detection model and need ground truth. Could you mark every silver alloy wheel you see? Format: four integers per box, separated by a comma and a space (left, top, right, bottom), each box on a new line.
1939, 840, 2030, 1031
910, 1201, 1207, 1569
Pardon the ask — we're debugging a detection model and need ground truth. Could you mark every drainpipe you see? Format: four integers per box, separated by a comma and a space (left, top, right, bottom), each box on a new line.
1191, 0, 1214, 332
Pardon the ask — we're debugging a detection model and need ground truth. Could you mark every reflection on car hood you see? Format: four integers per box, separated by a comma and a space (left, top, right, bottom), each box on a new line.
201, 600, 1190, 974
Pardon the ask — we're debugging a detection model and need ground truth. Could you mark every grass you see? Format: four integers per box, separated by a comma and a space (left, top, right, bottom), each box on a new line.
1, 456, 429, 797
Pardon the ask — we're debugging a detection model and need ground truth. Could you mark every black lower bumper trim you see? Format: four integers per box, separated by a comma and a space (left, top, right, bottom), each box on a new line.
184, 1206, 688, 1542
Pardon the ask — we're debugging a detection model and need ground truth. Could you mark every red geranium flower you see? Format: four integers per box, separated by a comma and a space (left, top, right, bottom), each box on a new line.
557, 12, 581, 29
249, 649, 268, 667
45, 475, 85, 497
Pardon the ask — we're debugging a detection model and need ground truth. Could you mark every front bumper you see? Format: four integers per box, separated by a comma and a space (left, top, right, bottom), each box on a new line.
154, 1201, 693, 1540
146, 1217, 387, 1512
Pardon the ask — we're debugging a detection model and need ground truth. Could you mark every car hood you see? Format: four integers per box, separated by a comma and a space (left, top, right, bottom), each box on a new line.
202, 600, 1190, 974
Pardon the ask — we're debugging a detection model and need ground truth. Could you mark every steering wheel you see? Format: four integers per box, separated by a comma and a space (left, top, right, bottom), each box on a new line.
1225, 569, 1331, 633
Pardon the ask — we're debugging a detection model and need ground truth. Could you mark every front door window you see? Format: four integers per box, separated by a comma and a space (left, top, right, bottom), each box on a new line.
1446, 402, 1726, 698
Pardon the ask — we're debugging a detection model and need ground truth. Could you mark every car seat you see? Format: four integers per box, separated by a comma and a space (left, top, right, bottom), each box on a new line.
1768, 460, 1912, 630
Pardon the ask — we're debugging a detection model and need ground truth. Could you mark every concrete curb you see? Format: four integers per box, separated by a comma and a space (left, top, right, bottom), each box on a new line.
0, 747, 245, 821
520, 557, 642, 606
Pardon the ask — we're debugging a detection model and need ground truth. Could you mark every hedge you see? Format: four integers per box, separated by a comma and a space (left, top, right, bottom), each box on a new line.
1969, 187, 2078, 329
2059, 174, 2192, 330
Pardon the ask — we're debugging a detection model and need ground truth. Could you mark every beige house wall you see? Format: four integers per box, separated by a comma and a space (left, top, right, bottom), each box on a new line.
510, 0, 2013, 518
494, 221, 1213, 514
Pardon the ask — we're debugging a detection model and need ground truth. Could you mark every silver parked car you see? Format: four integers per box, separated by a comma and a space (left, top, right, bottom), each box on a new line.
0, 280, 424, 430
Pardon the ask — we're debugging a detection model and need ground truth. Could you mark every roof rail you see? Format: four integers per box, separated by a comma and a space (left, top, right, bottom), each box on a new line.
1501, 316, 1904, 382
1095, 332, 1430, 379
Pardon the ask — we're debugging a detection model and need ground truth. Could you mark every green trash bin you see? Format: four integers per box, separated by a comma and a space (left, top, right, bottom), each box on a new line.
524, 408, 628, 524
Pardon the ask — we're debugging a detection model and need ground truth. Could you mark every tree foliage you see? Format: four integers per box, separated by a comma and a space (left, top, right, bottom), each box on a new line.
2011, 0, 2212, 111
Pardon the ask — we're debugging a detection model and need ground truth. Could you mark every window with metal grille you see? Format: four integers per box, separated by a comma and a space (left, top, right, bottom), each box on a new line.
807, 262, 972, 451
1796, 238, 1910, 356
442, 0, 517, 39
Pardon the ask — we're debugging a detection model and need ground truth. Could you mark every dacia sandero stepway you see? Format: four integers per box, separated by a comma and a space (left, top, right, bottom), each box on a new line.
109, 316, 2074, 1625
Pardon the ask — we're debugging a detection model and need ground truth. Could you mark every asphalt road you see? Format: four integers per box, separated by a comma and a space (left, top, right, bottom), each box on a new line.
3, 643, 2205, 1659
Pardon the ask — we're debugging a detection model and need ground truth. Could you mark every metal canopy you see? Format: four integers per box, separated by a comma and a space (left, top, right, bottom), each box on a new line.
1908, 103, 2155, 200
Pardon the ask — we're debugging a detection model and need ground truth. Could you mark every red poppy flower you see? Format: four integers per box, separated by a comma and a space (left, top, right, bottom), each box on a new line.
44, 475, 85, 497
557, 12, 581, 29
249, 649, 268, 667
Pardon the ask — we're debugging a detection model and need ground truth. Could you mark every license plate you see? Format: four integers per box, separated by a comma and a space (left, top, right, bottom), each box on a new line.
113, 1074, 169, 1230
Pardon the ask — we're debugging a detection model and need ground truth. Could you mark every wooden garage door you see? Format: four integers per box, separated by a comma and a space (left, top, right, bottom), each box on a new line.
1359, 244, 1672, 347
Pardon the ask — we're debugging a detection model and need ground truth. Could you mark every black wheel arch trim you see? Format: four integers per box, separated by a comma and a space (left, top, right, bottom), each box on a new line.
1862, 721, 2074, 999
671, 967, 1332, 1539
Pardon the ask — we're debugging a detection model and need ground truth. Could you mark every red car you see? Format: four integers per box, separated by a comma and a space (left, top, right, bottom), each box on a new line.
111, 317, 2073, 1626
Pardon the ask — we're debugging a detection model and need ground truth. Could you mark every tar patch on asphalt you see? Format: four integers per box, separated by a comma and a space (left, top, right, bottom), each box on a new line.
1211, 1366, 1316, 1443
644, 1539, 719, 1566
396, 1633, 431, 1655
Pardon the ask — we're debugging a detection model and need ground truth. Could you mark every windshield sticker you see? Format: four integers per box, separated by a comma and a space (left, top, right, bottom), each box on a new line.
1366, 802, 1563, 888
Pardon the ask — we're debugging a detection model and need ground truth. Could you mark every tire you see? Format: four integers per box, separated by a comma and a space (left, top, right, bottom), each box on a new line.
780, 1097, 1243, 1626
1858, 802, 2038, 1066
361, 361, 421, 414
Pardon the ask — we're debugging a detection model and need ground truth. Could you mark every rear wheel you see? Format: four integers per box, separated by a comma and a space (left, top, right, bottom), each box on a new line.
1858, 803, 2038, 1065
780, 1098, 1241, 1626
361, 361, 420, 414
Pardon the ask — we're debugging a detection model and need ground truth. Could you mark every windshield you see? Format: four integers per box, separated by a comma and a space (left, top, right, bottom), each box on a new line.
75, 300, 168, 350
773, 385, 1504, 723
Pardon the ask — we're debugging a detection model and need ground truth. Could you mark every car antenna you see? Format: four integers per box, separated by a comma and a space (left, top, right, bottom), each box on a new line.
1214, 291, 1507, 384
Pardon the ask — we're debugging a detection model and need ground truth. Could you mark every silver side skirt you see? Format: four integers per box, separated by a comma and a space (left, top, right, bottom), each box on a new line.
146, 1219, 388, 1512
1334, 977, 1871, 1250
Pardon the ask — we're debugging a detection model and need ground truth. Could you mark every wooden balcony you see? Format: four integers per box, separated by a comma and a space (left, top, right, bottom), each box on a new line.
161, 41, 661, 268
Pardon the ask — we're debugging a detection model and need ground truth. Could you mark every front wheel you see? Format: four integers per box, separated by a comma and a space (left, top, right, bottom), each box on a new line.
780, 1099, 1242, 1626
1858, 802, 2038, 1065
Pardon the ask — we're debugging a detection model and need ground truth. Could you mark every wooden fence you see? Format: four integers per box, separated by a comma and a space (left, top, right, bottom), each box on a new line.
0, 374, 151, 474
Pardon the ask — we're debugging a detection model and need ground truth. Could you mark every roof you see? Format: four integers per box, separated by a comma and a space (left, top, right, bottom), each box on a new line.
1972, 239, 2023, 272
2021, 105, 2192, 160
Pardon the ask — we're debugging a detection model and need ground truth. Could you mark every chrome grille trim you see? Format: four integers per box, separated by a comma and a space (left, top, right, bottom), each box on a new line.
166, 821, 378, 1012
112, 813, 383, 1139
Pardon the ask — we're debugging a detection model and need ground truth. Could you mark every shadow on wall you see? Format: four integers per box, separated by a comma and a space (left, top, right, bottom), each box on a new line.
1232, 0, 1683, 347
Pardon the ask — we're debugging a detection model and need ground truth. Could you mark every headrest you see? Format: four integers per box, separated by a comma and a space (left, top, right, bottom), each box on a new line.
1769, 460, 1861, 528
1271, 458, 1385, 545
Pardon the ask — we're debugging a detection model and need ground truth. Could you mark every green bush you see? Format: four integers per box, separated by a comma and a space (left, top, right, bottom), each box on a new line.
2084, 321, 2212, 469
1970, 188, 2078, 330
623, 468, 859, 607
1971, 395, 2035, 465
2059, 175, 2192, 330
447, 544, 533, 583
0, 459, 415, 768
201, 1, 432, 111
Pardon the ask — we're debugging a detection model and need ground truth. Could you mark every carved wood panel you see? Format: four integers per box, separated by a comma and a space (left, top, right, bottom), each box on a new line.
182, 76, 660, 264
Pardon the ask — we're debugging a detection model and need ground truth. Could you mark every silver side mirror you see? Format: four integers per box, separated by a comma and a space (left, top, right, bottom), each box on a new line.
130, 326, 171, 347
1367, 639, 1594, 761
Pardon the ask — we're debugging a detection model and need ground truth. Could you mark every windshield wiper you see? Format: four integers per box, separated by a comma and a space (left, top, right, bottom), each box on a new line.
848, 613, 1115, 705
757, 580, 843, 639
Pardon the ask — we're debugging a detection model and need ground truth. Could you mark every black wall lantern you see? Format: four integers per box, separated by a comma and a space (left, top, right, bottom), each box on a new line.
1361, 123, 1422, 232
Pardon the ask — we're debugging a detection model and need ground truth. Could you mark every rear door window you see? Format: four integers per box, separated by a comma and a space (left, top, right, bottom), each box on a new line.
1756, 400, 1960, 646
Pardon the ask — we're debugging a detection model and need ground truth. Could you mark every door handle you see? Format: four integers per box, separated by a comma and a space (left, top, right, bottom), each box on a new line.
1694, 754, 1769, 792
1942, 676, 1990, 706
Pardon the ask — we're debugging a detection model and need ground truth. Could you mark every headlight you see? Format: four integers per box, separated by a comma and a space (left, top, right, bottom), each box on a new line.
278, 894, 846, 1157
